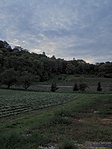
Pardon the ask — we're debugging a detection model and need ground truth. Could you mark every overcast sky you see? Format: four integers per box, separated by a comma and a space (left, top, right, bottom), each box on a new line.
0, 0, 112, 63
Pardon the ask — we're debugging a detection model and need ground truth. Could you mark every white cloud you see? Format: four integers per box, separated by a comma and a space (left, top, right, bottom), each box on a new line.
0, 0, 112, 63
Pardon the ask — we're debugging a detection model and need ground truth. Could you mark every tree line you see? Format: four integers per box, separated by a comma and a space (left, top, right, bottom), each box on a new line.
51, 81, 102, 92
0, 40, 112, 89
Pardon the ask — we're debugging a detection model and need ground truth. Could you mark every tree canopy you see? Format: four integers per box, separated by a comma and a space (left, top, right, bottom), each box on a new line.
0, 40, 112, 88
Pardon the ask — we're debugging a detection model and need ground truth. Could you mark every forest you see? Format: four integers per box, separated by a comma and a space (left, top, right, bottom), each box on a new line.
0, 40, 112, 89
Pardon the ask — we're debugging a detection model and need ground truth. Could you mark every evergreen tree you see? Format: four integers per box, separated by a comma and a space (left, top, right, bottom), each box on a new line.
73, 82, 79, 92
97, 81, 102, 92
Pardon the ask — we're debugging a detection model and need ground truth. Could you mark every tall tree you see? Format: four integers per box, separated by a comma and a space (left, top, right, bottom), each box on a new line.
18, 71, 39, 90
73, 82, 79, 92
0, 68, 17, 88
97, 81, 102, 92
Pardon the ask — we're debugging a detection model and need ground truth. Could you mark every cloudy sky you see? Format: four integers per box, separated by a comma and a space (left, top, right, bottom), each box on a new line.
0, 0, 112, 63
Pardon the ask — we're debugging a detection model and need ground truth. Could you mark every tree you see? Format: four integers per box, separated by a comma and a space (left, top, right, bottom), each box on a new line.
99, 63, 112, 78
18, 71, 38, 90
73, 82, 79, 92
0, 68, 17, 88
51, 82, 58, 92
66, 62, 75, 74
97, 81, 102, 92
32, 60, 44, 76
41, 72, 49, 82
0, 52, 4, 68
79, 83, 88, 92
0, 40, 12, 52
0, 40, 4, 48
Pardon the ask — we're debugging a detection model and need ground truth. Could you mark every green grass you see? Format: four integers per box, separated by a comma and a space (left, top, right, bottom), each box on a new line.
0, 89, 112, 148
0, 89, 79, 118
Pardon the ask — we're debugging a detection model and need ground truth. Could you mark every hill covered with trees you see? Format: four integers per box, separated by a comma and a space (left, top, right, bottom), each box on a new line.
0, 40, 112, 89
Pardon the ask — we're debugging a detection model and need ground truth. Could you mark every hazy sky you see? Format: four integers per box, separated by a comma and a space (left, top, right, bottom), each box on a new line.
0, 0, 112, 63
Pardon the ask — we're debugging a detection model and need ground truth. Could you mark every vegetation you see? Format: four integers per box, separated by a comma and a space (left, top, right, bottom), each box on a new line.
0, 40, 112, 89
17, 71, 39, 90
59, 140, 78, 149
79, 82, 88, 92
0, 89, 78, 118
0, 40, 112, 148
51, 81, 59, 92
0, 68, 17, 88
73, 82, 79, 92
0, 90, 112, 148
73, 82, 88, 92
97, 81, 102, 92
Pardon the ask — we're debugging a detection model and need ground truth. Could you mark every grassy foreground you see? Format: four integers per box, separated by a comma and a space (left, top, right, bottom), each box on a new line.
0, 89, 112, 148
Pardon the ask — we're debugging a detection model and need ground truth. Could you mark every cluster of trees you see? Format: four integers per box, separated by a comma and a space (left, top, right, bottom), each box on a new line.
51, 81, 102, 92
73, 82, 88, 92
73, 81, 102, 92
0, 68, 39, 89
51, 82, 88, 92
0, 40, 112, 89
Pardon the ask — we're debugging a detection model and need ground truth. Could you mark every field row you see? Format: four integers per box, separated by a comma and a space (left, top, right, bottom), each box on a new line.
0, 89, 79, 118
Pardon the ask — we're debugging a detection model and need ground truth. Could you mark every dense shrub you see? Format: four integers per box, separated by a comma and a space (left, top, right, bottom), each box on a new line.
59, 140, 78, 149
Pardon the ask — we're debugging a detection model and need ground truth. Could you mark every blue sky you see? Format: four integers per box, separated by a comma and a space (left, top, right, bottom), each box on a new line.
0, 0, 112, 63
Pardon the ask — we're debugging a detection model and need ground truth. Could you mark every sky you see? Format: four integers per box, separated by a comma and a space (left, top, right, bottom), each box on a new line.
0, 0, 112, 63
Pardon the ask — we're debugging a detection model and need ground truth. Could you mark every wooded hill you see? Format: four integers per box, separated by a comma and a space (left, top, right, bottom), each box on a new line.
0, 40, 112, 89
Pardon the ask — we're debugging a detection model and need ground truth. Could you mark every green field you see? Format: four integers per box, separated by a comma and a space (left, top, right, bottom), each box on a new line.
0, 89, 79, 118
0, 89, 112, 148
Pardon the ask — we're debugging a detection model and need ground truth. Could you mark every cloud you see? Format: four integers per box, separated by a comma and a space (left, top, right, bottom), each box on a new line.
0, 0, 112, 63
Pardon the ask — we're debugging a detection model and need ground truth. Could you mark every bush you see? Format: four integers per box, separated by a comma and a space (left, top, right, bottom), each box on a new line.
0, 132, 51, 149
79, 83, 88, 92
0, 133, 23, 149
51, 82, 58, 92
59, 140, 78, 149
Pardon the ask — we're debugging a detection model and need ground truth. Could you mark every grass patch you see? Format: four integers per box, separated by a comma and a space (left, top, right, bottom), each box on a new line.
0, 90, 112, 148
